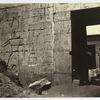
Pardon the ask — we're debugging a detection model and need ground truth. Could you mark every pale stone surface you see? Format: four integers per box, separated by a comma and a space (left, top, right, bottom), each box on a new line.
53, 73, 71, 85
0, 3, 99, 86
54, 11, 70, 22
54, 21, 71, 34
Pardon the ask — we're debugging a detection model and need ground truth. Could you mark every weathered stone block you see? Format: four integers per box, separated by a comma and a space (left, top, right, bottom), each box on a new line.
19, 65, 34, 86
28, 54, 37, 65
43, 50, 53, 58
8, 14, 18, 22
39, 4, 53, 8
31, 16, 40, 23
54, 21, 71, 34
29, 21, 52, 30
3, 53, 10, 63
54, 51, 71, 73
19, 64, 53, 86
18, 51, 24, 66
2, 43, 11, 52
44, 34, 53, 43
42, 56, 53, 64
54, 3, 82, 12
12, 46, 18, 52
24, 4, 35, 12
45, 14, 53, 21
36, 49, 44, 57
37, 33, 44, 43
2, 22, 10, 34
33, 29, 52, 37
29, 4, 53, 10
54, 11, 70, 22
82, 3, 100, 9
0, 26, 2, 34
31, 14, 53, 22
32, 8, 45, 16
10, 20, 19, 31
53, 73, 71, 85
0, 4, 75, 86
19, 46, 24, 52
10, 39, 23, 46
24, 45, 29, 51
8, 52, 18, 66
23, 32, 30, 44
45, 7, 53, 15
44, 42, 53, 51
54, 34, 71, 51
41, 64, 54, 74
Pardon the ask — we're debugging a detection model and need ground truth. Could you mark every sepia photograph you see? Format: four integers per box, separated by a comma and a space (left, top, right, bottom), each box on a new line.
0, 2, 100, 97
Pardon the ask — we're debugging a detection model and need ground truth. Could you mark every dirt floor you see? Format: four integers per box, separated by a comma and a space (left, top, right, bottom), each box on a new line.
1, 71, 100, 97
19, 83, 100, 97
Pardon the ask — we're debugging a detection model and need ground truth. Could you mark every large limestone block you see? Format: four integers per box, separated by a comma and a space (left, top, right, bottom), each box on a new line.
54, 34, 71, 51
54, 3, 82, 12
29, 21, 52, 30
54, 51, 71, 73
54, 21, 71, 34
53, 73, 71, 85
54, 11, 70, 22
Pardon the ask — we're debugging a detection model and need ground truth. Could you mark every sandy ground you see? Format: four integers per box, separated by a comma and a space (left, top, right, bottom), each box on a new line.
20, 83, 100, 97
1, 71, 100, 98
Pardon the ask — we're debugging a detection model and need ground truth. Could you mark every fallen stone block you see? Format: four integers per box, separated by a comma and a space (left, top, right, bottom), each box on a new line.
29, 78, 51, 95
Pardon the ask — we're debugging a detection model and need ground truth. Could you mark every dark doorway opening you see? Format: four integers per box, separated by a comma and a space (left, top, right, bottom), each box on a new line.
87, 45, 96, 69
71, 7, 100, 85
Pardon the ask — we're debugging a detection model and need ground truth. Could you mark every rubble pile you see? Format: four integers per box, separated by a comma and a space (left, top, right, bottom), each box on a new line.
0, 59, 52, 97
29, 78, 51, 95
0, 72, 23, 97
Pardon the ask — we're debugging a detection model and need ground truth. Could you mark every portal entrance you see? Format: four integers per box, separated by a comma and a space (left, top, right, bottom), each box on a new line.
87, 45, 96, 69
71, 7, 100, 85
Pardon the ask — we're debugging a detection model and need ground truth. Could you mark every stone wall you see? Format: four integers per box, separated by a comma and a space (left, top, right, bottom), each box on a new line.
53, 3, 100, 85
0, 4, 54, 86
0, 3, 100, 86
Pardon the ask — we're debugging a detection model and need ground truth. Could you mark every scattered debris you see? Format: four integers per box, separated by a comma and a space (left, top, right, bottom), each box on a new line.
0, 72, 23, 97
0, 59, 22, 87
0, 59, 7, 73
4, 68, 23, 87
29, 78, 51, 95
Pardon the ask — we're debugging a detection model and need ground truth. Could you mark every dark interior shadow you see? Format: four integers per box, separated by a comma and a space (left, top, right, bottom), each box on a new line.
71, 7, 100, 85
90, 75, 100, 86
